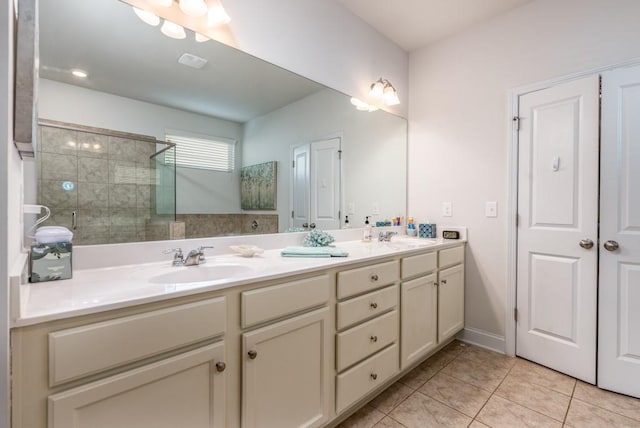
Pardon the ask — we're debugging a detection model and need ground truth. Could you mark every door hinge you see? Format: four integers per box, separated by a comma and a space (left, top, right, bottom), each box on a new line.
514, 308, 518, 322
292, 160, 295, 168
338, 150, 342, 160
515, 213, 519, 227
291, 210, 294, 219
512, 116, 520, 131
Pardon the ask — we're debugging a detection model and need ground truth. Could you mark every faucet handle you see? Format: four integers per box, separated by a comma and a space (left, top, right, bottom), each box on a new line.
197, 245, 214, 262
163, 248, 184, 265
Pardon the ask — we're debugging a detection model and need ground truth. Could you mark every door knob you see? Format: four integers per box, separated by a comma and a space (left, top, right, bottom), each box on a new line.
309, 223, 316, 229
248, 350, 258, 359
302, 223, 309, 228
579, 239, 594, 249
604, 240, 619, 251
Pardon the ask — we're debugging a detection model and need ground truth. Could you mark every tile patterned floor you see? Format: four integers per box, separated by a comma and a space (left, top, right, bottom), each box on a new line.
337, 341, 640, 428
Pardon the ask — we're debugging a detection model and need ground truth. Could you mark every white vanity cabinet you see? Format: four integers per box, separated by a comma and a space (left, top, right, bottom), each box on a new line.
241, 275, 332, 428
335, 261, 400, 413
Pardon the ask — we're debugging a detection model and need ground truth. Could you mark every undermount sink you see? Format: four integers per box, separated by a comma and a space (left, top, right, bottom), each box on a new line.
385, 238, 437, 250
149, 264, 251, 285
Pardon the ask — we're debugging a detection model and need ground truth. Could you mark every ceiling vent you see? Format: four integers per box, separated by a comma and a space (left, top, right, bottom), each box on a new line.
178, 53, 208, 69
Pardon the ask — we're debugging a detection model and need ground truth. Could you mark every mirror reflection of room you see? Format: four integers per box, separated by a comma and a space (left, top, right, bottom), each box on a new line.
26, 0, 406, 245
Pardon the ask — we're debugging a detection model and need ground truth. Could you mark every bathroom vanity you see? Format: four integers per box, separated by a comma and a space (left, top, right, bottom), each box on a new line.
10, 238, 465, 428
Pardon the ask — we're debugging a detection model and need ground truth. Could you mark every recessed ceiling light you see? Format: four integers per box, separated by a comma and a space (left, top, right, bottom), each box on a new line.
178, 53, 208, 69
71, 69, 88, 78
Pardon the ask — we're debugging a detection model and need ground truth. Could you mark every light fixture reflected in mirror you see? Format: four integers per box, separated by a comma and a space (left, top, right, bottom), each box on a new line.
350, 97, 379, 112
149, 0, 172, 7
370, 78, 400, 106
179, 0, 207, 17
133, 7, 160, 26
208, 1, 231, 26
161, 19, 186, 39
195, 33, 210, 42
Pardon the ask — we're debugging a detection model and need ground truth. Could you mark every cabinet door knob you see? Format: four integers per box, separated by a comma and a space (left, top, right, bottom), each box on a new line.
370, 302, 378, 309
370, 373, 378, 380
441, 279, 447, 284
215, 361, 226, 372
248, 350, 258, 359
370, 335, 378, 343
371, 274, 379, 281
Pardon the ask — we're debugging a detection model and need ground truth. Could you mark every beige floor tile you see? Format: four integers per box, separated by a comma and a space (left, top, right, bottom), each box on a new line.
509, 359, 576, 396
389, 391, 472, 428
573, 381, 640, 422
419, 372, 491, 417
476, 395, 562, 428
338, 405, 386, 428
369, 382, 414, 414
469, 421, 490, 428
374, 416, 407, 427
565, 398, 640, 428
440, 352, 512, 392
398, 351, 454, 390
463, 346, 517, 371
495, 372, 570, 421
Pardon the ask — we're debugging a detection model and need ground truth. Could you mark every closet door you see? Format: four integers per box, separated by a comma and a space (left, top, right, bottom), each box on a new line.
598, 65, 640, 398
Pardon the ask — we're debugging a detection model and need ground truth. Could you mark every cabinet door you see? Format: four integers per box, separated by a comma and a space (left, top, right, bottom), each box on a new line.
48, 342, 226, 428
401, 274, 438, 369
438, 264, 465, 341
242, 307, 331, 428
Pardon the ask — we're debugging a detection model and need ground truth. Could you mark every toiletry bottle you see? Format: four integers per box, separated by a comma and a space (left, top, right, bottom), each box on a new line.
363, 216, 373, 242
343, 215, 351, 229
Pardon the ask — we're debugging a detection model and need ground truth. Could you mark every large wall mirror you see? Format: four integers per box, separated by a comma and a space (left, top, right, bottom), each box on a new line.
25, 0, 407, 245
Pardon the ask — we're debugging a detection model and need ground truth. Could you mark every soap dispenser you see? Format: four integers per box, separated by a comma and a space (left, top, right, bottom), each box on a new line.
363, 216, 373, 242
343, 215, 351, 229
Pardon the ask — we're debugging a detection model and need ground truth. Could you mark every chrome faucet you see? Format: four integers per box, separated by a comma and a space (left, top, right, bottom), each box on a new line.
378, 231, 397, 242
164, 246, 214, 266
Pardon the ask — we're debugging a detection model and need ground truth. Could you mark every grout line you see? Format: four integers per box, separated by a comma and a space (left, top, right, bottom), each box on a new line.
562, 380, 578, 425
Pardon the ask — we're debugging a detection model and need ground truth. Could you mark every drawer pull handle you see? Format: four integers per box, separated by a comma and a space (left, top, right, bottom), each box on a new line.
370, 302, 378, 309
248, 350, 258, 359
370, 335, 378, 343
441, 279, 447, 284
371, 373, 378, 380
371, 274, 379, 281
215, 362, 226, 372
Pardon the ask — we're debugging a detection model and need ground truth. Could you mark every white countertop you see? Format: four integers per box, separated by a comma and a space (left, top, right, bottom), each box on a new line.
11, 236, 466, 328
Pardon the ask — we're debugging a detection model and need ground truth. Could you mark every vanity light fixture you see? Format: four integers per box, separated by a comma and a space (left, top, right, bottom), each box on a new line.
370, 78, 400, 106
161, 19, 187, 39
179, 0, 208, 17
133, 7, 160, 26
350, 97, 379, 112
195, 33, 210, 42
208, 1, 231, 26
149, 0, 173, 7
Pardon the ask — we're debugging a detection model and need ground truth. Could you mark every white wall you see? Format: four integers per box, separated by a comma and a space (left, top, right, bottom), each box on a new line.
38, 79, 243, 214
243, 88, 406, 232
224, 0, 408, 118
408, 0, 640, 347
0, 1, 21, 427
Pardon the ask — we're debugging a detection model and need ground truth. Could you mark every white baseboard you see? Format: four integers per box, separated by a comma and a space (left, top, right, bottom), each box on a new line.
456, 327, 506, 354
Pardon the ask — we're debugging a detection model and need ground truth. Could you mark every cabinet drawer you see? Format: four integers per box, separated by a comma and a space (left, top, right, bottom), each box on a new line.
401, 251, 437, 279
336, 310, 398, 371
49, 297, 226, 386
337, 260, 399, 299
337, 285, 398, 330
241, 275, 330, 328
336, 344, 399, 413
438, 245, 464, 269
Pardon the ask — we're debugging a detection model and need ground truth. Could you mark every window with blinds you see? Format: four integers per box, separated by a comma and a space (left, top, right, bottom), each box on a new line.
165, 133, 236, 172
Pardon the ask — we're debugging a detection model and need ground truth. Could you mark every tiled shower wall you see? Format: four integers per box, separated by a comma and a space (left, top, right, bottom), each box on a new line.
36, 123, 167, 245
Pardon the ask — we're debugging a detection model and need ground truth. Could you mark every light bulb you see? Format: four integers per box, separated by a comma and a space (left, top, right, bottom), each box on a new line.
370, 80, 384, 99
383, 86, 400, 106
208, 3, 231, 26
161, 20, 186, 39
195, 33, 210, 42
149, 0, 172, 7
132, 7, 160, 26
179, 0, 208, 17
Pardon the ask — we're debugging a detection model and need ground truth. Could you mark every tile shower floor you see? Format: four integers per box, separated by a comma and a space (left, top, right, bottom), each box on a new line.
337, 341, 640, 428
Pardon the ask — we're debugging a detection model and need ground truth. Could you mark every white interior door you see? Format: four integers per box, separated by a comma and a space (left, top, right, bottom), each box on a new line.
516, 75, 599, 383
310, 138, 341, 230
291, 144, 310, 229
598, 64, 640, 398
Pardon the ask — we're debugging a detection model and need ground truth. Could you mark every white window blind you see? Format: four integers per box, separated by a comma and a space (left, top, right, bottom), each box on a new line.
165, 133, 235, 172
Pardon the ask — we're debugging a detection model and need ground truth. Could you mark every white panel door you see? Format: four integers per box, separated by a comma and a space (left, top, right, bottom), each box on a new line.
599, 65, 640, 398
516, 75, 599, 383
292, 144, 310, 229
310, 138, 341, 230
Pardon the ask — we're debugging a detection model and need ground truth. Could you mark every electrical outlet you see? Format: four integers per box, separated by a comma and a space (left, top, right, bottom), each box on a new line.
442, 202, 452, 217
348, 203, 355, 215
486, 201, 498, 217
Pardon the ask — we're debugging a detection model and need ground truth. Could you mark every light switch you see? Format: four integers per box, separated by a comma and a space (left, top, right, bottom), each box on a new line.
372, 203, 380, 215
486, 201, 497, 217
442, 202, 452, 217
348, 203, 355, 215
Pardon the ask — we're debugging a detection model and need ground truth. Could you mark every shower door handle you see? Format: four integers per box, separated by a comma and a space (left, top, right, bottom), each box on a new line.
72, 211, 77, 230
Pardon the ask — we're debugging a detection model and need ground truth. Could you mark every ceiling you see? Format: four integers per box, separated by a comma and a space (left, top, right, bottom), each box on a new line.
334, 0, 534, 52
